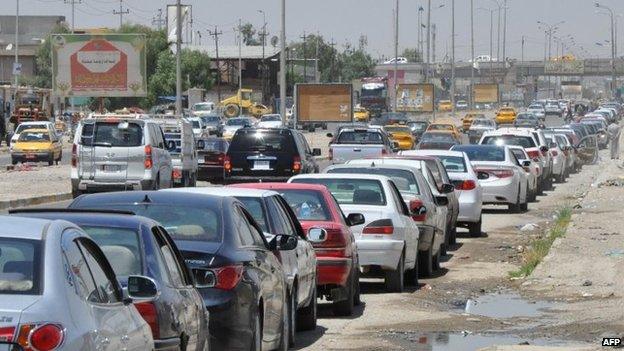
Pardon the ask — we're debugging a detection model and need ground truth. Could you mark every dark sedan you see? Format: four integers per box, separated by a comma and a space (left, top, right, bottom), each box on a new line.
417, 131, 460, 150
69, 191, 294, 351
10, 209, 209, 351
197, 137, 229, 182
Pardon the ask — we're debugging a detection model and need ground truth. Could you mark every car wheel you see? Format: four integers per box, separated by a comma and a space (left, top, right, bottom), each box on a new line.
332, 273, 355, 316
432, 248, 441, 270
11, 157, 17, 165
296, 284, 317, 331
469, 217, 482, 237
251, 307, 262, 351
48, 155, 54, 166
509, 189, 521, 213
353, 268, 362, 305
418, 248, 433, 277
288, 289, 296, 347
384, 253, 404, 293
520, 200, 528, 212
277, 296, 289, 351
153, 175, 160, 190
404, 250, 419, 286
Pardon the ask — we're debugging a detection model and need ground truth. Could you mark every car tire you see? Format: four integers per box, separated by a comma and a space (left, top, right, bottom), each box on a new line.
469, 217, 482, 237
418, 248, 433, 277
277, 295, 289, 351
353, 268, 362, 306
48, 155, 54, 166
288, 290, 296, 347
520, 200, 528, 212
432, 248, 441, 271
153, 176, 160, 190
251, 308, 262, 351
297, 285, 317, 331
332, 273, 355, 316
509, 191, 521, 213
384, 253, 404, 293
11, 157, 17, 165
404, 251, 419, 286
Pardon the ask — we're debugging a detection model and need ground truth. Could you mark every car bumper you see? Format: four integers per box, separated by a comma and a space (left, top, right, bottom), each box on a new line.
224, 175, 291, 184
71, 178, 154, 193
317, 257, 352, 286
356, 238, 404, 271
457, 191, 482, 222
480, 178, 517, 204
198, 165, 224, 180
11, 152, 52, 162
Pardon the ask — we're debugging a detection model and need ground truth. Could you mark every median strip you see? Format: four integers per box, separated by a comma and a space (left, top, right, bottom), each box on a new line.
510, 207, 572, 278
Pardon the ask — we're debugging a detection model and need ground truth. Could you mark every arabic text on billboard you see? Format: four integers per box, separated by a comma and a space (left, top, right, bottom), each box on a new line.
544, 61, 584, 74
473, 84, 499, 103
396, 84, 434, 112
52, 34, 147, 97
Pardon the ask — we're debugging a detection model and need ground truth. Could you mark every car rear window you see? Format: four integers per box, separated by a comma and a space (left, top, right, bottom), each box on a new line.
0, 238, 41, 295
421, 133, 456, 143
453, 146, 506, 161
327, 168, 420, 195
16, 124, 47, 133
437, 156, 467, 173
511, 148, 528, 160
229, 129, 294, 152
277, 190, 331, 221
80, 226, 142, 277
198, 139, 228, 152
86, 122, 143, 147
337, 131, 384, 144
191, 120, 201, 129
236, 197, 269, 233
18, 131, 50, 142
481, 135, 536, 148
428, 124, 453, 131
292, 178, 387, 206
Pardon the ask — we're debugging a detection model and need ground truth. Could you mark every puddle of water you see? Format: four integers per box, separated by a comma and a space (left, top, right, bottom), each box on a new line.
385, 332, 570, 351
462, 292, 555, 319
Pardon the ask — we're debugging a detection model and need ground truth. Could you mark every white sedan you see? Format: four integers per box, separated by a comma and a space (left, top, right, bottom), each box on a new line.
508, 146, 539, 202
451, 145, 529, 213
289, 173, 420, 292
257, 114, 284, 129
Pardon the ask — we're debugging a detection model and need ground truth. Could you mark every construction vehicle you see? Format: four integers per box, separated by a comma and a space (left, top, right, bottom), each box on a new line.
8, 88, 53, 126
220, 89, 272, 118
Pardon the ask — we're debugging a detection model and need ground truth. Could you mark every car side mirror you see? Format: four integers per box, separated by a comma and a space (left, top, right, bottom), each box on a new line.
326, 133, 333, 138
127, 275, 159, 300
347, 213, 366, 226
312, 148, 321, 156
196, 140, 205, 150
435, 196, 449, 206
307, 228, 328, 243
440, 183, 455, 193
522, 160, 532, 167
269, 234, 297, 251
166, 140, 177, 151
540, 145, 549, 153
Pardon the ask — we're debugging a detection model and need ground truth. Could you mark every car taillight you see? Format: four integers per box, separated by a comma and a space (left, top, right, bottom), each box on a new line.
217, 153, 225, 165
71, 144, 77, 168
362, 219, 394, 235
172, 168, 182, 179
551, 150, 558, 157
381, 148, 388, 155
410, 200, 427, 222
212, 265, 244, 290
135, 301, 159, 339
293, 155, 302, 173
454, 180, 477, 190
527, 150, 540, 160
144, 145, 153, 169
29, 324, 64, 351
223, 155, 232, 172
476, 169, 514, 178
0, 326, 15, 342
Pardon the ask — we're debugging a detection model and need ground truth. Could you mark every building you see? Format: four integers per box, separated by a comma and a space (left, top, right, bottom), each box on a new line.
0, 15, 66, 84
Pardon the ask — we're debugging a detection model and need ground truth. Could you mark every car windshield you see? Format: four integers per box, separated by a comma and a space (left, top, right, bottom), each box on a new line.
291, 178, 387, 206
421, 133, 456, 142
236, 197, 269, 233
0, 238, 41, 295
86, 122, 143, 147
471, 119, 492, 127
80, 226, 142, 277
327, 168, 420, 195
229, 129, 293, 152
437, 156, 467, 173
453, 146, 506, 161
482, 135, 536, 148
18, 132, 50, 142
261, 115, 281, 122
191, 120, 201, 129
84, 204, 222, 242
278, 190, 331, 221
337, 131, 383, 144
409, 122, 428, 131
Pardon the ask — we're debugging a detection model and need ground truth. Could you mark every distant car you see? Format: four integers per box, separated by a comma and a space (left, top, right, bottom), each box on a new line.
222, 117, 255, 141
495, 107, 517, 124
407, 121, 430, 141
437, 100, 453, 112
69, 191, 294, 351
544, 134, 568, 183
383, 124, 416, 150
456, 100, 469, 110
526, 104, 546, 120
234, 182, 363, 316
190, 102, 216, 117
225, 127, 320, 183
187, 117, 206, 138
427, 123, 461, 139
467, 118, 496, 143
417, 131, 460, 150
10, 209, 210, 351
8, 121, 58, 147
196, 137, 229, 182
199, 114, 224, 136
452, 145, 529, 212
289, 174, 420, 293
11, 128, 62, 166
514, 113, 543, 129
257, 114, 284, 129
0, 215, 155, 351
544, 100, 563, 117
328, 127, 396, 164
462, 112, 486, 130
384, 57, 408, 64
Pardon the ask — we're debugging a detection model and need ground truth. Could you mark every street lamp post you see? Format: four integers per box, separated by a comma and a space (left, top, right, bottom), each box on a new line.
450, 0, 456, 117
477, 7, 494, 82
595, 2, 617, 97
279, 0, 286, 124
470, 0, 474, 109
393, 0, 399, 112
537, 20, 564, 98
14, 0, 19, 96
258, 10, 267, 103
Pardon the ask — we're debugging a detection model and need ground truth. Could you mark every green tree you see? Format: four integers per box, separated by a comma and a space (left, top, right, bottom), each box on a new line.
238, 22, 261, 46
32, 23, 70, 88
338, 48, 376, 82
146, 50, 176, 107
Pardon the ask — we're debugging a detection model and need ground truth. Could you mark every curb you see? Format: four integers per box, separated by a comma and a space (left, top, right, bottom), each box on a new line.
0, 192, 73, 211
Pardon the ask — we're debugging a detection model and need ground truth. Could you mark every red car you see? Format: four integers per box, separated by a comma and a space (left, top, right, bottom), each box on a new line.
231, 182, 363, 316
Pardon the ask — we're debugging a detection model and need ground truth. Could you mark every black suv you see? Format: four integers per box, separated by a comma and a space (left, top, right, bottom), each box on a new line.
224, 127, 321, 183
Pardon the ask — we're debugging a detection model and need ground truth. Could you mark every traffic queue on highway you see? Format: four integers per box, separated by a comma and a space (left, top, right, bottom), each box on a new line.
0, 98, 620, 351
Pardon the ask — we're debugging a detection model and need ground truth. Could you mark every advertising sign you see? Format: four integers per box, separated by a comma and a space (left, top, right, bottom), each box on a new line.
473, 83, 499, 103
396, 83, 434, 112
296, 84, 353, 123
51, 34, 147, 97
544, 60, 584, 75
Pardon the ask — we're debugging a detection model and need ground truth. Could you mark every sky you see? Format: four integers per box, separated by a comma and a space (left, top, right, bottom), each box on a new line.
3, 0, 624, 61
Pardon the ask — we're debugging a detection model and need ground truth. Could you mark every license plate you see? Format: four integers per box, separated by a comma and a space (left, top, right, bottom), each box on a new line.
197, 159, 205, 164
25, 154, 36, 159
102, 165, 122, 172
253, 161, 271, 170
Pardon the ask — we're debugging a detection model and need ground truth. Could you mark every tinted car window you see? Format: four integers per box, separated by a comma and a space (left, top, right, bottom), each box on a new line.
77, 240, 120, 304
420, 133, 456, 143
18, 131, 50, 142
511, 149, 528, 160
80, 226, 142, 277
199, 139, 228, 152
237, 197, 269, 233
278, 190, 331, 221
327, 168, 420, 195
453, 146, 506, 161
0, 239, 41, 295
292, 178, 386, 206
482, 135, 536, 148
92, 122, 143, 147
337, 131, 384, 144
229, 129, 294, 152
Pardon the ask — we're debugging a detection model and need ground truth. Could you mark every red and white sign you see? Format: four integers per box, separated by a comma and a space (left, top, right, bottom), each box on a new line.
71, 39, 128, 92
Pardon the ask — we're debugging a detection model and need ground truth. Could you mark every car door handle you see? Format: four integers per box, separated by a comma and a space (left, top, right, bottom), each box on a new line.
353, 148, 361, 152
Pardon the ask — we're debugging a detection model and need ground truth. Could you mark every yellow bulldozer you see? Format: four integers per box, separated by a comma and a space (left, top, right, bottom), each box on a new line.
220, 89, 272, 118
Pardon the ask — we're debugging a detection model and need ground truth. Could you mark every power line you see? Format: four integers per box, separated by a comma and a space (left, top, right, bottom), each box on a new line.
112, 0, 130, 28
152, 8, 165, 30
207, 26, 223, 102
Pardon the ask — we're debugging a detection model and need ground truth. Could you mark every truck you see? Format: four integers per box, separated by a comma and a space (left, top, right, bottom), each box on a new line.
328, 127, 396, 164
360, 77, 389, 118
295, 83, 353, 132
150, 115, 199, 187
8, 88, 53, 126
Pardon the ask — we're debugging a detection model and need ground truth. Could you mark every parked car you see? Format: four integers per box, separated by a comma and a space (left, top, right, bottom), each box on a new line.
222, 117, 255, 141
324, 163, 446, 277
417, 131, 461, 150
10, 209, 209, 351
383, 124, 416, 150
197, 137, 229, 182
507, 146, 539, 202
544, 134, 568, 183
224, 127, 320, 183
10, 128, 62, 166
452, 145, 529, 212
289, 174, 420, 293
0, 215, 155, 351
233, 182, 363, 316
168, 186, 318, 341
328, 127, 396, 164
257, 114, 284, 129
495, 107, 517, 125
69, 191, 294, 351
403, 150, 483, 237
467, 118, 497, 144
8, 121, 58, 147
71, 116, 173, 197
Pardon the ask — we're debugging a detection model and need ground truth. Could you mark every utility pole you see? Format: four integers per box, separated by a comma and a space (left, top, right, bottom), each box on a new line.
329, 38, 337, 81
237, 18, 242, 93
301, 32, 307, 83
14, 0, 19, 98
175, 0, 182, 115
64, 0, 81, 33
393, 0, 399, 112
279, 0, 286, 124
595, 3, 617, 96
315, 32, 320, 83
417, 6, 423, 58
425, 0, 431, 81
208, 26, 223, 102
432, 24, 437, 63
489, 9, 493, 82
113, 0, 130, 28
152, 8, 165, 30
450, 0, 455, 117
502, 0, 507, 63
496, 4, 501, 60
470, 0, 474, 109
521, 35, 525, 62
258, 10, 267, 102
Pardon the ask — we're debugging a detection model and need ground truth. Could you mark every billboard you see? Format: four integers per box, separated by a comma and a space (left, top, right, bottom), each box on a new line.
296, 84, 353, 123
396, 84, 434, 112
473, 84, 499, 103
544, 60, 584, 75
51, 34, 147, 97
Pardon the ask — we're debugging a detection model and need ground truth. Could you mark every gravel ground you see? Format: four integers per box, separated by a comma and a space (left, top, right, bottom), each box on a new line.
0, 164, 71, 203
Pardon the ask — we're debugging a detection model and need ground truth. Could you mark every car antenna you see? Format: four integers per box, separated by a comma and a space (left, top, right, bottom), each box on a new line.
370, 161, 376, 168
141, 194, 152, 203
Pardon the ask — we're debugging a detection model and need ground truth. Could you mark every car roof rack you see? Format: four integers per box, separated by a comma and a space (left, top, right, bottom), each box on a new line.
9, 208, 136, 216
